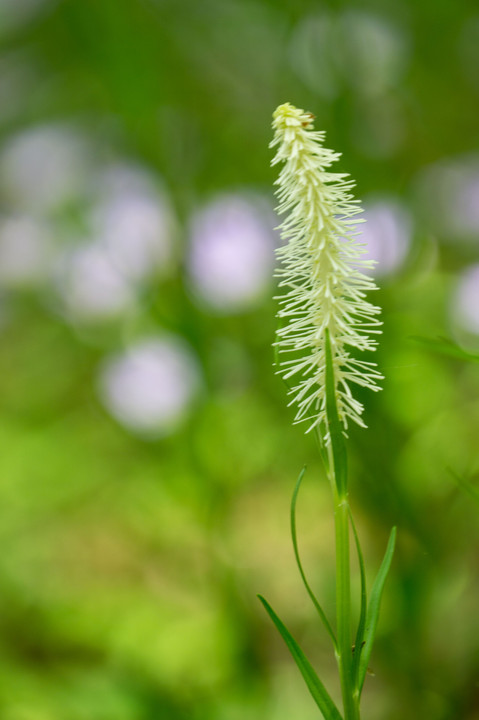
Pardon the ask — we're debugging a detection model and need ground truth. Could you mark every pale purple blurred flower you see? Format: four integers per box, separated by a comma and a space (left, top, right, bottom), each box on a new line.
188, 194, 276, 311
455, 172, 479, 234
89, 165, 175, 281
98, 337, 201, 436
55, 243, 135, 320
0, 124, 91, 213
452, 265, 479, 335
0, 215, 53, 287
359, 199, 411, 276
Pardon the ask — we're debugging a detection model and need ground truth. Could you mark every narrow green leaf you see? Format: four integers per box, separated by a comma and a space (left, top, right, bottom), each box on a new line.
357, 526, 396, 695
411, 335, 479, 364
258, 596, 343, 720
324, 330, 347, 495
349, 508, 367, 686
291, 467, 338, 651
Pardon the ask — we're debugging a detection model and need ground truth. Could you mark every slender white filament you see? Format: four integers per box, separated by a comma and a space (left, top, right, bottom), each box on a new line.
271, 103, 382, 433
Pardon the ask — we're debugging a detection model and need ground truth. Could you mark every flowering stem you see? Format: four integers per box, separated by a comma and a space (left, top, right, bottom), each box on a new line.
324, 331, 359, 720
268, 103, 390, 720
271, 103, 382, 436
333, 479, 359, 720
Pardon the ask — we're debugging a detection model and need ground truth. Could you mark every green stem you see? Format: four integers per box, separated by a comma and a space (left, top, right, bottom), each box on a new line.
328, 448, 360, 720
323, 329, 360, 719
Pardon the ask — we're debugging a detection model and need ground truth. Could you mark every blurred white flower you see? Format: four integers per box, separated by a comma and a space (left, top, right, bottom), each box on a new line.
458, 15, 479, 93
352, 95, 405, 159
289, 13, 339, 98
338, 10, 409, 97
452, 265, 479, 335
0, 0, 50, 32
290, 10, 409, 99
98, 336, 201, 436
188, 193, 276, 312
360, 199, 412, 277
415, 155, 479, 243
0, 124, 91, 213
0, 215, 53, 287
89, 165, 175, 281
0, 54, 39, 125
55, 243, 135, 321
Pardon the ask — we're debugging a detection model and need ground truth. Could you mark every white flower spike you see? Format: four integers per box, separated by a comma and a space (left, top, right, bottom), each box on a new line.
271, 102, 382, 433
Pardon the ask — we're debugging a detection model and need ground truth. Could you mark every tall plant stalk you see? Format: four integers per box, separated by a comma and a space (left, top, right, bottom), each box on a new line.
259, 103, 396, 720
334, 489, 355, 719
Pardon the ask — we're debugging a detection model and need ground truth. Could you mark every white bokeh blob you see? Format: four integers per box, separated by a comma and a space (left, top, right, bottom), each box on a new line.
0, 124, 91, 213
98, 336, 201, 436
188, 194, 276, 312
90, 165, 175, 281
55, 243, 135, 320
0, 215, 53, 287
359, 199, 412, 277
452, 265, 479, 335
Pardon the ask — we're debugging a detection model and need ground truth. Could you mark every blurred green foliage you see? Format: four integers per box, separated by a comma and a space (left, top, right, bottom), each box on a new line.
0, 0, 478, 719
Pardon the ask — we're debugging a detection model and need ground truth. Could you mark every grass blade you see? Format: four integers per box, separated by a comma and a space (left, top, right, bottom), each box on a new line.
349, 508, 367, 686
291, 467, 338, 651
258, 595, 343, 720
357, 526, 396, 695
324, 330, 347, 495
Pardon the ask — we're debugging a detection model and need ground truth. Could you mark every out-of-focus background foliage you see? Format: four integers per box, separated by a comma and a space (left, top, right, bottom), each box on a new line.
0, 0, 478, 718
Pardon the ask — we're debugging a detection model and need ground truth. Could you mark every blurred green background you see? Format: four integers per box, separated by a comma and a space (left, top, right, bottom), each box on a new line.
0, 0, 478, 718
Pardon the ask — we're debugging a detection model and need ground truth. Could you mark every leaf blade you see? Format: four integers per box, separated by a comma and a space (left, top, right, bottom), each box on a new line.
349, 508, 367, 686
291, 467, 338, 651
259, 596, 343, 720
357, 526, 397, 695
